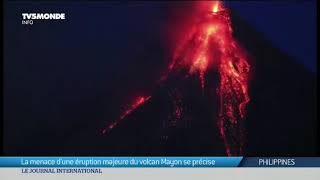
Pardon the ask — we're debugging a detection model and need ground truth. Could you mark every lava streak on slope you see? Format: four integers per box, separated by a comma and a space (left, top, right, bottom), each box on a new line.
102, 96, 151, 134
102, 1, 251, 156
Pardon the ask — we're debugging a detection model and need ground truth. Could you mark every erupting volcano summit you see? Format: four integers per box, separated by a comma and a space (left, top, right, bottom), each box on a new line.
102, 1, 251, 156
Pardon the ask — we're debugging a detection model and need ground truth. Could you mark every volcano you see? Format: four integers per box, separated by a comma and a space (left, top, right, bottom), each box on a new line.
3, 1, 316, 157
99, 1, 317, 156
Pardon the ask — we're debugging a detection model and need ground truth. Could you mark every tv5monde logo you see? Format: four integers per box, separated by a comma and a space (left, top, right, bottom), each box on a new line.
21, 13, 66, 25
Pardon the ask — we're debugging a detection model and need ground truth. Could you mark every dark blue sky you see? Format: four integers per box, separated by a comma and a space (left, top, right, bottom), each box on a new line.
5, 1, 317, 73
226, 1, 317, 72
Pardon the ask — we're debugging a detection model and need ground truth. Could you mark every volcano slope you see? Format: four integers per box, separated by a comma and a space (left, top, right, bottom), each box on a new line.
99, 9, 316, 156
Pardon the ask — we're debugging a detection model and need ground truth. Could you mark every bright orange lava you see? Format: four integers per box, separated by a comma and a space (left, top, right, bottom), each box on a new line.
167, 1, 250, 155
212, 1, 221, 13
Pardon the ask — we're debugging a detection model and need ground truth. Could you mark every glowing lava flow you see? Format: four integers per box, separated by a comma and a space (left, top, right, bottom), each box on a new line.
102, 1, 250, 156
102, 96, 151, 134
167, 1, 250, 155
214, 2, 250, 156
